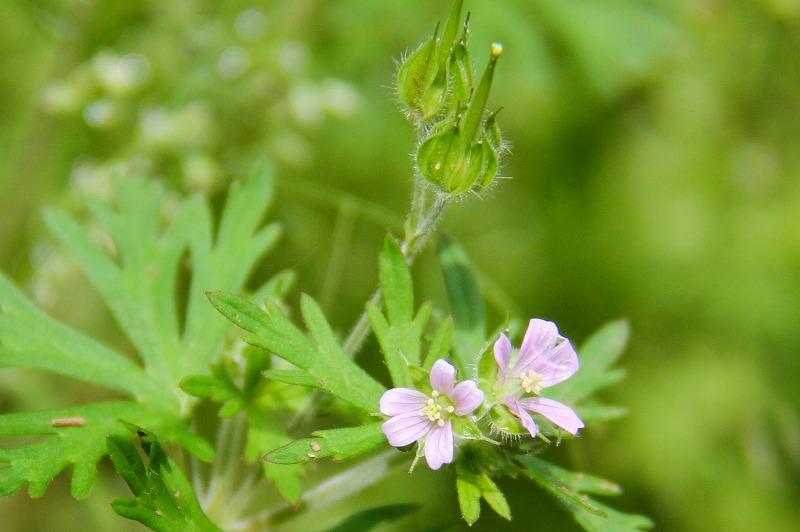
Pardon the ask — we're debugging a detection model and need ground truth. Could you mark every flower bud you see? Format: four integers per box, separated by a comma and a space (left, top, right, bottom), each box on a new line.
396, 0, 465, 121
447, 19, 474, 112
416, 44, 504, 195
396, 28, 441, 119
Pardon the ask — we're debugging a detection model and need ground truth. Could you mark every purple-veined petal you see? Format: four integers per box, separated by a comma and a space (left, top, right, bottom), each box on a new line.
504, 396, 538, 438
520, 397, 584, 435
450, 380, 484, 416
424, 420, 454, 470
382, 411, 432, 447
514, 319, 559, 374
430, 359, 456, 394
521, 339, 579, 387
493, 333, 513, 383
380, 388, 429, 416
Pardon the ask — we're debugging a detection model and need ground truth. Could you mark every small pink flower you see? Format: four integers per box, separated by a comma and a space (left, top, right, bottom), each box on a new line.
494, 319, 584, 438
380, 359, 484, 470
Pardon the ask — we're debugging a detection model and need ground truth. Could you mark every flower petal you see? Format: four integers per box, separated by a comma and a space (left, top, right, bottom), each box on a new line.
504, 396, 538, 438
513, 319, 558, 374
380, 388, 429, 416
382, 412, 432, 447
493, 333, 513, 383
424, 420, 454, 470
450, 380, 484, 416
520, 397, 584, 435
429, 359, 456, 394
522, 339, 579, 387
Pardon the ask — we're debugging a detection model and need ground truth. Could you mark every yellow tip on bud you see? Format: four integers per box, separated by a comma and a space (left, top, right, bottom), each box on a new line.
490, 42, 503, 58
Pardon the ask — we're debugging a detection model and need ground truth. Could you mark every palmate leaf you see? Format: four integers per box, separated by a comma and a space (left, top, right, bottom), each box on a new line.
518, 455, 653, 531
0, 160, 282, 498
108, 434, 220, 532
368, 235, 432, 387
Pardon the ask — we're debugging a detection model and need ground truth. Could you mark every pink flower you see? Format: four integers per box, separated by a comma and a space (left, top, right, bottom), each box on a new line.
494, 319, 584, 438
380, 359, 484, 470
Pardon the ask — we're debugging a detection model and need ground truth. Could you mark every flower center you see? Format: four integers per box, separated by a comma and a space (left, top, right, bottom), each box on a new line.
422, 390, 455, 426
520, 370, 544, 395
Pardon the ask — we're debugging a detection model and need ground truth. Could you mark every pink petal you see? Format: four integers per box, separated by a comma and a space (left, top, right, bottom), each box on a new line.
504, 396, 538, 438
429, 359, 456, 394
424, 420, 454, 470
380, 388, 429, 416
493, 333, 513, 383
520, 397, 584, 435
513, 319, 558, 374
521, 339, 579, 387
382, 412, 432, 447
450, 380, 484, 416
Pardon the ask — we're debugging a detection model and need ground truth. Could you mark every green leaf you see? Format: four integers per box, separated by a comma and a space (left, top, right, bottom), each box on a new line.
439, 237, 486, 372
0, 275, 165, 407
184, 160, 283, 372
455, 450, 512, 525
265, 422, 386, 465
108, 435, 220, 532
518, 455, 653, 531
379, 234, 414, 326
263, 369, 323, 390
368, 235, 432, 387
456, 473, 482, 525
423, 316, 453, 370
548, 320, 629, 414
207, 291, 385, 413
180, 364, 243, 417
182, 355, 305, 504
0, 161, 281, 498
324, 503, 420, 532
0, 402, 212, 498
245, 409, 304, 504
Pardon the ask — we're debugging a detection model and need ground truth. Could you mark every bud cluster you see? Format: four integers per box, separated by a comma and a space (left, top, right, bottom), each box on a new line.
396, 0, 506, 196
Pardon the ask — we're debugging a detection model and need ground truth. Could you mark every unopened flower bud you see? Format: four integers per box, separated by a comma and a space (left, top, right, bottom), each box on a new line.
447, 19, 474, 111
396, 28, 442, 119
396, 0, 465, 121
416, 44, 505, 195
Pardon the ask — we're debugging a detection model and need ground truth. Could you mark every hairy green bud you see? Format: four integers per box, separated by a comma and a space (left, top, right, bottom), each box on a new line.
416, 44, 504, 195
396, 0, 465, 122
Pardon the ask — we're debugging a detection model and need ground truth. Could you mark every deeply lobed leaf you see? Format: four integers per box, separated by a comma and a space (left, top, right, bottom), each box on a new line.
0, 161, 281, 499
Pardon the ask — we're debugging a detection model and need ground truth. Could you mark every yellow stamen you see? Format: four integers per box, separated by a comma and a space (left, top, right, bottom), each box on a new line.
520, 370, 544, 395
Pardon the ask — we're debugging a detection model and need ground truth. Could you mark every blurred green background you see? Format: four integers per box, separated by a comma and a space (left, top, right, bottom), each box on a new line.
2, 0, 800, 530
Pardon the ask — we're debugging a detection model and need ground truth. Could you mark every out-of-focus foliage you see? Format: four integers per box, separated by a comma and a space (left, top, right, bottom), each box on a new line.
1, 0, 799, 531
